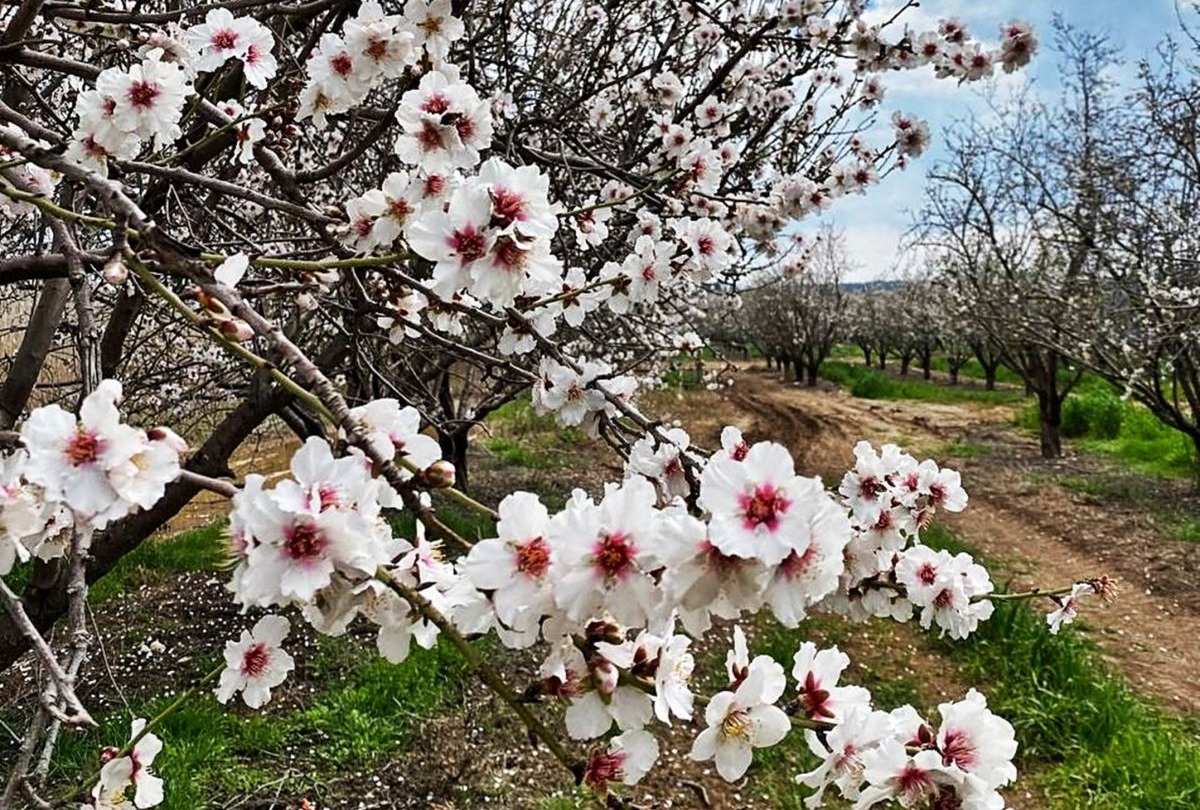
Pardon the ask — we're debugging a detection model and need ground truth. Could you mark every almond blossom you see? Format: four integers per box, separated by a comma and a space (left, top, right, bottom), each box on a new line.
583, 729, 659, 793
700, 439, 823, 566
91, 719, 164, 809
462, 491, 554, 642
690, 634, 790, 781
791, 643, 872, 723
20, 380, 180, 529
216, 615, 296, 708
183, 8, 277, 87
94, 49, 189, 150
548, 479, 664, 628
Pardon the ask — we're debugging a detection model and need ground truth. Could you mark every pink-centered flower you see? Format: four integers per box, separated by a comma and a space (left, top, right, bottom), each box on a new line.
215, 614, 295, 708
700, 440, 821, 566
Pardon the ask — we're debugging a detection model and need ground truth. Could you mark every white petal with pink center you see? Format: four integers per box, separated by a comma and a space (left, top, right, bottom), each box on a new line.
935, 689, 1017, 790
91, 718, 164, 809
20, 380, 153, 528
216, 614, 295, 708
854, 741, 963, 809
792, 642, 872, 723
700, 440, 819, 566
584, 729, 659, 793
462, 491, 554, 637
797, 705, 895, 806
549, 477, 664, 627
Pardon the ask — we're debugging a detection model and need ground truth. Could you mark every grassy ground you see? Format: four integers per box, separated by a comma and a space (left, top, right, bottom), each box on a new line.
823, 349, 1199, 482
8, 382, 1199, 809
818, 360, 1026, 404
1, 524, 477, 810
45, 637, 469, 809
1015, 379, 1198, 479
922, 526, 1200, 809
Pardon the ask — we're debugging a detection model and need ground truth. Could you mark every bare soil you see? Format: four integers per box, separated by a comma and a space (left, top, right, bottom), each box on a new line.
709, 368, 1200, 716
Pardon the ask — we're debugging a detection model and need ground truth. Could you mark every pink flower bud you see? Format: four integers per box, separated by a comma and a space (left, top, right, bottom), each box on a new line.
422, 459, 456, 489
218, 318, 255, 342
102, 255, 128, 285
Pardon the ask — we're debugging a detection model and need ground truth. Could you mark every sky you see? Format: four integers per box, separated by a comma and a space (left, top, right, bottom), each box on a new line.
826, 0, 1190, 282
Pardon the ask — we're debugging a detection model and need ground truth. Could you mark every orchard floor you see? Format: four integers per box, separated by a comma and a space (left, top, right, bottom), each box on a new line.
3, 368, 1199, 809
703, 368, 1200, 716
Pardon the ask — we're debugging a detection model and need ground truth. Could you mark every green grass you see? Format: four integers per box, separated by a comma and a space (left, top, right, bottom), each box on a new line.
1050, 475, 1200, 545
6, 515, 473, 809
927, 355, 1025, 386
1017, 383, 1199, 479
819, 361, 1025, 405
481, 395, 587, 470
1, 522, 228, 602
921, 525, 1200, 809
934, 439, 992, 460
42, 635, 469, 809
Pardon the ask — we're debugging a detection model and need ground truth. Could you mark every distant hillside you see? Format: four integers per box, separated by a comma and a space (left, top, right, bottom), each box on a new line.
842, 280, 903, 293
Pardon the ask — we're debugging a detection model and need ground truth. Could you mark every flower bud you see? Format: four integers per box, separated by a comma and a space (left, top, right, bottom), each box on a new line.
421, 459, 456, 489
102, 255, 128, 285
217, 318, 255, 342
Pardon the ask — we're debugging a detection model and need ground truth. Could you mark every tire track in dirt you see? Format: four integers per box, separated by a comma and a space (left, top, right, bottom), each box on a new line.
722, 371, 1200, 716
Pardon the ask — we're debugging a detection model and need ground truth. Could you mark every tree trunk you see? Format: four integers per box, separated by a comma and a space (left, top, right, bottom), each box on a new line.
877, 353, 886, 370
782, 356, 796, 382
921, 353, 932, 380
984, 366, 997, 391
439, 424, 472, 491
1037, 389, 1063, 458
900, 355, 912, 376
0, 279, 71, 429
1191, 432, 1200, 492
949, 367, 960, 385
806, 363, 819, 387
860, 346, 872, 366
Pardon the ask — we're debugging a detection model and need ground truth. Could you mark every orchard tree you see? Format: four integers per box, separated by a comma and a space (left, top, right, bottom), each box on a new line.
843, 283, 892, 370
0, 3, 1110, 809
1046, 32, 1200, 480
919, 24, 1117, 458
739, 225, 847, 385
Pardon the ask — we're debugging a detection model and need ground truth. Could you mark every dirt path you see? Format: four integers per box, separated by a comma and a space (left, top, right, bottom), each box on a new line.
702, 370, 1200, 715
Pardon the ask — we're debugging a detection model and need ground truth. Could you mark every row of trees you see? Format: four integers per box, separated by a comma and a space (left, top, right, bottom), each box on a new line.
718, 21, 1200, 473
924, 21, 1200, 465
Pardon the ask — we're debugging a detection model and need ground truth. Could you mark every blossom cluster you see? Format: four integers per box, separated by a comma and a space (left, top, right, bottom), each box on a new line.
212, 389, 1014, 804
2, 380, 186, 576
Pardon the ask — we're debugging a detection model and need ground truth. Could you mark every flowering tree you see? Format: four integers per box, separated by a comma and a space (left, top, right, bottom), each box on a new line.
734, 225, 847, 386
0, 1, 1109, 807
919, 66, 1097, 457
842, 283, 893, 370
983, 27, 1200, 480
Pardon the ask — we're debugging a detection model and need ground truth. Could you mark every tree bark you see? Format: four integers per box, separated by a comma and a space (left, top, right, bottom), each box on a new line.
0, 279, 71, 429
438, 424, 472, 492
1037, 388, 1063, 458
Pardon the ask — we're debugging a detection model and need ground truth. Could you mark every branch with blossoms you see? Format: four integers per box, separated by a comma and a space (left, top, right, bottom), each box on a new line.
0, 1, 1087, 808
